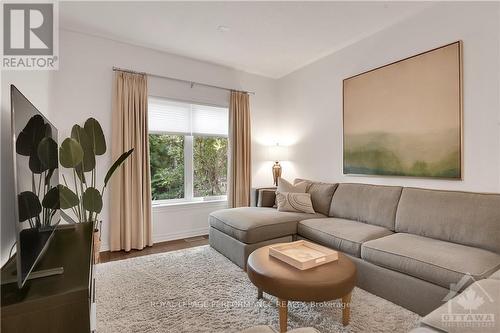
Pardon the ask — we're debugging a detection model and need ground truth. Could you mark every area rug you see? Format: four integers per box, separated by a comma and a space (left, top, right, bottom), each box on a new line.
95, 245, 420, 333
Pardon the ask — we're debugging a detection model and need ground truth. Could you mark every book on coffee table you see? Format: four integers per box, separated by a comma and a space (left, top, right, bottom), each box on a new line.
269, 240, 338, 270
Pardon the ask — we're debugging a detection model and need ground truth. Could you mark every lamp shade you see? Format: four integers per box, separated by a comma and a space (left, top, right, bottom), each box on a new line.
268, 143, 289, 161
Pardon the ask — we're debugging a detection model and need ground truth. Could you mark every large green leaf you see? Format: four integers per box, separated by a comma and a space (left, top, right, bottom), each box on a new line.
71, 125, 95, 172
84, 118, 106, 156
18, 118, 46, 174
15, 115, 45, 156
42, 185, 79, 210
37, 137, 58, 170
28, 124, 55, 174
18, 191, 41, 222
41, 186, 60, 210
104, 148, 134, 187
59, 138, 83, 168
58, 185, 80, 209
29, 150, 45, 174
82, 187, 102, 213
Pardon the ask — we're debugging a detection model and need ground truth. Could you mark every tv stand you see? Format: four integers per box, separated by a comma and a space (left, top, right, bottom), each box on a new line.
1, 266, 64, 285
1, 222, 95, 333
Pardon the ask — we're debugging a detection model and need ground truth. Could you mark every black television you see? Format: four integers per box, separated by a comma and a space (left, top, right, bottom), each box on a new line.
11, 85, 61, 288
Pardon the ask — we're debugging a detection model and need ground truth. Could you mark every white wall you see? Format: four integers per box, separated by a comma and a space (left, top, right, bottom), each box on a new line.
276, 2, 500, 193
0, 71, 54, 265
48, 30, 278, 251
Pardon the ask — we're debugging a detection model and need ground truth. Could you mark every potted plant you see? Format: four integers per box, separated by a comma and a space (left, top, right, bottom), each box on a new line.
58, 118, 133, 263
15, 115, 60, 231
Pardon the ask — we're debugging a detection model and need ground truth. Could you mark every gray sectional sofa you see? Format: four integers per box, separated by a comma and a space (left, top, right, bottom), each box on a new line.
208, 181, 500, 317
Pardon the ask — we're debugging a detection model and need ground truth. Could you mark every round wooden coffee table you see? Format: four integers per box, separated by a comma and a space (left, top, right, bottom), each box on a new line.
247, 244, 357, 333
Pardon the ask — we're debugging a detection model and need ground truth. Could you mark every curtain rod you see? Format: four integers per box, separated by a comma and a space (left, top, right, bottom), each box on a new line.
112, 66, 255, 95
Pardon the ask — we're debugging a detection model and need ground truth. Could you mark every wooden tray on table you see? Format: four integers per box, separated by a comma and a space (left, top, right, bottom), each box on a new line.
269, 240, 338, 270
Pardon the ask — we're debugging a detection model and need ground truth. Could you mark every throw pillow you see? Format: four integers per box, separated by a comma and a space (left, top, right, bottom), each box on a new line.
276, 191, 315, 214
293, 178, 338, 216
277, 178, 308, 193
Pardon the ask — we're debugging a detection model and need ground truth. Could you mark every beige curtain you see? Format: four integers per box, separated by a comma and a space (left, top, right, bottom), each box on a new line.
228, 91, 252, 208
110, 71, 153, 251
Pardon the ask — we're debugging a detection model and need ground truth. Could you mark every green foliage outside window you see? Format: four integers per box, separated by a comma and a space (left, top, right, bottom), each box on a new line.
193, 136, 228, 197
149, 134, 184, 200
149, 134, 228, 201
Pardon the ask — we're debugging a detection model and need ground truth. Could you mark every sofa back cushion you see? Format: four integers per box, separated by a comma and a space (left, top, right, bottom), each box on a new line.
396, 188, 500, 253
294, 179, 338, 216
329, 183, 402, 230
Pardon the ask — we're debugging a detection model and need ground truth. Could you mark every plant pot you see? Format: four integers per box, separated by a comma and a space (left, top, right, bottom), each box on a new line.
93, 228, 101, 264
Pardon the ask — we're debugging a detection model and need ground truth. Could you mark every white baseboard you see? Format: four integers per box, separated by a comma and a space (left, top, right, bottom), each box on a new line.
100, 227, 209, 252
152, 227, 209, 244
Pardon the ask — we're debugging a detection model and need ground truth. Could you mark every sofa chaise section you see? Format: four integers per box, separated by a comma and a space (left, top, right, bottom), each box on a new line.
209, 207, 326, 268
209, 207, 325, 244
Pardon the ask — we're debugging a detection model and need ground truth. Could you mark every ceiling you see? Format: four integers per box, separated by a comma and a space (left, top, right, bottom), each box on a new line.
60, 2, 431, 78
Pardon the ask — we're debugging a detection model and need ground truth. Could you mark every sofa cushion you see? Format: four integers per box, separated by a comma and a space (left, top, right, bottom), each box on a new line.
294, 179, 338, 216
209, 207, 325, 244
421, 279, 500, 333
396, 187, 500, 254
361, 233, 500, 289
329, 183, 402, 230
298, 218, 393, 257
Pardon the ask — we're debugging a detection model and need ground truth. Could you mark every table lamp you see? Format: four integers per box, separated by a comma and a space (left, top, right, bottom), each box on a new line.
268, 143, 289, 186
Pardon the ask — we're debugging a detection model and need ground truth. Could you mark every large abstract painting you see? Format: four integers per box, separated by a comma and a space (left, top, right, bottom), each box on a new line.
343, 41, 462, 178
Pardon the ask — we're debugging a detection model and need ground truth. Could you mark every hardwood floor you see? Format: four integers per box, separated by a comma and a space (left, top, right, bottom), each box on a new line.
99, 235, 209, 263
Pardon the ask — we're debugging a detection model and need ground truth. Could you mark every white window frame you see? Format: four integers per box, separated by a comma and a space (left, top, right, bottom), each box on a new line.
149, 97, 229, 206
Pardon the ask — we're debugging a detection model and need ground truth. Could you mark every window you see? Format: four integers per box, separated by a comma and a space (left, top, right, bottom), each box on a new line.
149, 134, 184, 200
193, 136, 228, 197
148, 97, 228, 204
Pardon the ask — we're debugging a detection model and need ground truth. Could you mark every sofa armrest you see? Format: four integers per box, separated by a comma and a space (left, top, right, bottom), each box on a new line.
250, 187, 276, 207
258, 188, 277, 207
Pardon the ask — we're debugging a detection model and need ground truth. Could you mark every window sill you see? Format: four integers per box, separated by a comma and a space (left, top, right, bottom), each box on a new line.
152, 199, 228, 211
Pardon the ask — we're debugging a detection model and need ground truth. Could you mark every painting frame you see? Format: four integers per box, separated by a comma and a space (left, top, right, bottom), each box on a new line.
342, 41, 463, 179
